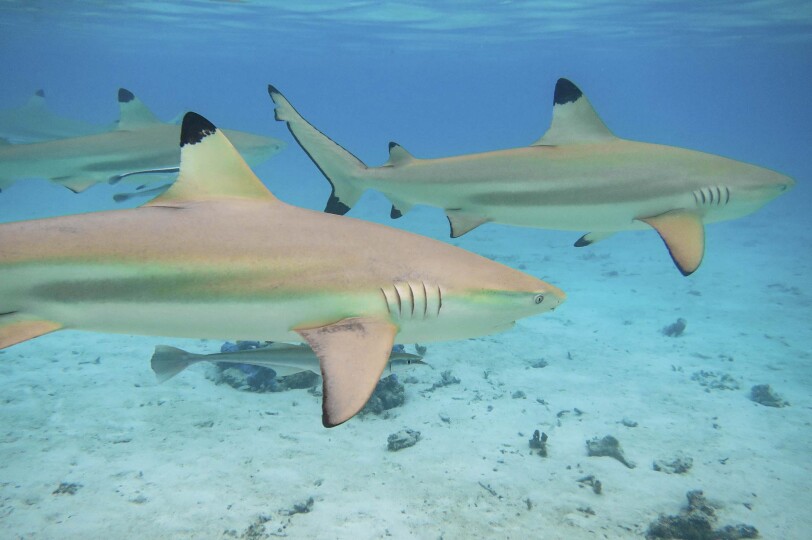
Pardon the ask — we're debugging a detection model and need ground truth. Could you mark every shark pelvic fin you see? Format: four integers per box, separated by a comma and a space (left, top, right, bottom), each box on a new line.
385, 142, 414, 166
638, 210, 705, 276
117, 88, 161, 129
574, 231, 617, 247
0, 313, 62, 350
59, 176, 100, 193
146, 112, 275, 206
532, 78, 615, 146
446, 210, 490, 238
296, 316, 396, 427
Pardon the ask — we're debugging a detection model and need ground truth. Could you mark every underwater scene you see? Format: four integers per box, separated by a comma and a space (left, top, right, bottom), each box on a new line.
1, 2, 810, 539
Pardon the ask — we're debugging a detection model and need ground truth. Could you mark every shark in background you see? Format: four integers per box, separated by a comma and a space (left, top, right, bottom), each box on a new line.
0, 89, 111, 143
268, 79, 794, 276
0, 110, 564, 427
150, 342, 426, 383
0, 88, 284, 195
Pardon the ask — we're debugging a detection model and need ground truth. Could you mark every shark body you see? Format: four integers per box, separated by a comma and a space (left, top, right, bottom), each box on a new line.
0, 112, 564, 426
0, 90, 109, 143
150, 342, 426, 383
0, 89, 284, 194
269, 79, 794, 275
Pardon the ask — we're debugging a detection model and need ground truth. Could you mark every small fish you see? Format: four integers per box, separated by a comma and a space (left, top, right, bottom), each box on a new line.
151, 342, 427, 383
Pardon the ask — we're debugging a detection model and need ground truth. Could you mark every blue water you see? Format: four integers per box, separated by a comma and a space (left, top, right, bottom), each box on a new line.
1, 2, 810, 538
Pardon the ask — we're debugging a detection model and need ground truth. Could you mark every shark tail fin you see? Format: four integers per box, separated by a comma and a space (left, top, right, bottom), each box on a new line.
268, 85, 367, 215
150, 345, 203, 383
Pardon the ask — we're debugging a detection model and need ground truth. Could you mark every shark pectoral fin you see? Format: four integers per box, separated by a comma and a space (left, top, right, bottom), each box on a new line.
574, 231, 616, 247
146, 112, 276, 207
0, 313, 62, 350
446, 210, 489, 238
638, 210, 705, 276
296, 316, 397, 428
150, 345, 200, 383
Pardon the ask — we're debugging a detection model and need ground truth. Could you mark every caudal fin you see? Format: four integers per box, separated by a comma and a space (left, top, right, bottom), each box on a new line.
268, 85, 367, 215
150, 345, 203, 383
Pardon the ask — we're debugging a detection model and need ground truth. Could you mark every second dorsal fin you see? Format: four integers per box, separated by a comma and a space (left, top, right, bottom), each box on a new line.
385, 142, 414, 166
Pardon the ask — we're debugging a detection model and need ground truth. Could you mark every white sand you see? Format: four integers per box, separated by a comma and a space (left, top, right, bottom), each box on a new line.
1, 195, 809, 539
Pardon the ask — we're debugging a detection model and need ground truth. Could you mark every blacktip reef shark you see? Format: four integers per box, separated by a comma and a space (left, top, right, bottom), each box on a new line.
0, 88, 284, 195
150, 342, 426, 383
0, 89, 109, 143
0, 112, 564, 427
268, 79, 794, 275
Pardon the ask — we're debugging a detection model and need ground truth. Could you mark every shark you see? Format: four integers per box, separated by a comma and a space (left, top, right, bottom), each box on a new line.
268, 79, 794, 276
0, 89, 284, 194
150, 342, 426, 383
0, 89, 110, 143
0, 111, 565, 427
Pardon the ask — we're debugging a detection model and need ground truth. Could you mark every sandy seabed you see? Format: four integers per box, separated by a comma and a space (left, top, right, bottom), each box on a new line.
1, 202, 810, 540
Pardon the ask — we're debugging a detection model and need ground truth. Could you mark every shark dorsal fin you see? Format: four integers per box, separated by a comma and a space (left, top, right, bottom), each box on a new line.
385, 142, 414, 166
117, 88, 161, 130
532, 78, 615, 146
146, 112, 276, 206
23, 90, 48, 112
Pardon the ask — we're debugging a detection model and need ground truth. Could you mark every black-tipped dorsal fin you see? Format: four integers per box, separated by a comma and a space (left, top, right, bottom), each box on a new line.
117, 88, 160, 129
146, 112, 275, 206
385, 142, 414, 166
532, 78, 615, 146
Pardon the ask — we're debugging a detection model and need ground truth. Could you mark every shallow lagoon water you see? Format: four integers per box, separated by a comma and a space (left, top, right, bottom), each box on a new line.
1, 2, 810, 538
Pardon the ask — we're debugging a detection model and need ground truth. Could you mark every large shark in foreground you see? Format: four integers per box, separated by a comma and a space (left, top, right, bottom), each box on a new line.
0, 112, 564, 427
0, 89, 110, 143
0, 89, 284, 194
268, 80, 794, 275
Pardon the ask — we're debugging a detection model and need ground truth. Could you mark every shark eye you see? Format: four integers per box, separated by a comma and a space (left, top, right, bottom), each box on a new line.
534, 294, 544, 304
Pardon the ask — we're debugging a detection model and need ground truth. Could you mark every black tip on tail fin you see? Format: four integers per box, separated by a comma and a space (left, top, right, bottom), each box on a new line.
325, 188, 351, 215
180, 112, 217, 148
118, 88, 135, 103
35, 89, 45, 98
390, 205, 403, 219
554, 78, 583, 106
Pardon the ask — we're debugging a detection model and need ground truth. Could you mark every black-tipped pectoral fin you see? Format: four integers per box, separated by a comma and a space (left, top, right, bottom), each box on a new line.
446, 210, 489, 238
638, 210, 705, 276
296, 317, 397, 428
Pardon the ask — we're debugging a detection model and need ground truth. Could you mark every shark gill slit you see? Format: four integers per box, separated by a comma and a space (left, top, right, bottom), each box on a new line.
393, 285, 402, 316
406, 282, 415, 318
437, 285, 443, 317
421, 281, 428, 319
380, 288, 392, 316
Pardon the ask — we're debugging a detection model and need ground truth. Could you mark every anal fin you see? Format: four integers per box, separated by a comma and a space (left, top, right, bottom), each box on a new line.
638, 210, 705, 276
0, 313, 62, 350
296, 317, 397, 427
574, 231, 616, 247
